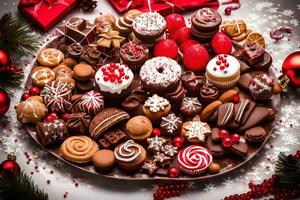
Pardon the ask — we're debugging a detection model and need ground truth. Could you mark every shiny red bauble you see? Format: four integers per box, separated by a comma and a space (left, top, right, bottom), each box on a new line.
152, 128, 161, 136
230, 134, 240, 143
282, 51, 300, 87
62, 113, 70, 120
211, 32, 233, 55
0, 88, 10, 117
222, 137, 232, 147
29, 86, 40, 96
179, 39, 198, 54
183, 44, 209, 71
170, 27, 191, 45
21, 92, 31, 101
219, 129, 229, 139
232, 95, 240, 104
153, 39, 179, 59
168, 167, 180, 178
165, 14, 186, 34
225, 7, 232, 15
0, 49, 12, 74
0, 154, 20, 178
173, 137, 185, 148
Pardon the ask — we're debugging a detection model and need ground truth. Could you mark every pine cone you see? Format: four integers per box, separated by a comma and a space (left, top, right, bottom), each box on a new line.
79, 0, 97, 12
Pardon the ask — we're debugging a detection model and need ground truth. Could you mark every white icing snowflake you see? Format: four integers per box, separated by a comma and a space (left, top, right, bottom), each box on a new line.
181, 97, 201, 112
184, 121, 211, 142
147, 136, 166, 152
203, 183, 216, 192
161, 113, 182, 134
162, 144, 178, 157
290, 19, 299, 27
223, 177, 234, 189
281, 9, 294, 17
144, 94, 169, 113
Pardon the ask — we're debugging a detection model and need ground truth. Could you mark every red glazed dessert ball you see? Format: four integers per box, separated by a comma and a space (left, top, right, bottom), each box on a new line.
211, 32, 233, 55
165, 14, 186, 34
170, 27, 191, 45
183, 44, 209, 72
179, 39, 198, 54
153, 39, 179, 59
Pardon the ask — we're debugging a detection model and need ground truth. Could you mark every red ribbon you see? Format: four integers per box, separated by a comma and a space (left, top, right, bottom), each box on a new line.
147, 0, 185, 13
115, 0, 144, 10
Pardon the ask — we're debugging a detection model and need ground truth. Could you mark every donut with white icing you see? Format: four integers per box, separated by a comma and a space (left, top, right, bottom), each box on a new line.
140, 57, 182, 94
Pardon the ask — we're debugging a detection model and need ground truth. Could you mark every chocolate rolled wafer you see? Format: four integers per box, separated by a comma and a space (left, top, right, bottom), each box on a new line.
89, 107, 130, 139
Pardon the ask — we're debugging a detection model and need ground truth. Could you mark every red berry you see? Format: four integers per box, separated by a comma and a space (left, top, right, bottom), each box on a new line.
152, 128, 161, 136
165, 14, 186, 34
49, 112, 58, 120
153, 39, 179, 59
225, 7, 232, 15
183, 44, 209, 71
44, 115, 54, 122
170, 27, 191, 45
124, 75, 129, 80
232, 95, 240, 104
219, 129, 229, 139
21, 92, 30, 101
211, 32, 233, 55
103, 76, 109, 82
117, 79, 122, 84
62, 113, 70, 120
230, 133, 240, 143
29, 86, 40, 96
179, 39, 198, 54
168, 167, 180, 178
173, 137, 185, 148
222, 137, 232, 147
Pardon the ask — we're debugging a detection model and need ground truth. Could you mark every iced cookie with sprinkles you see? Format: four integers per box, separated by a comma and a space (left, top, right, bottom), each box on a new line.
181, 121, 211, 144
143, 94, 171, 122
140, 57, 182, 94
95, 63, 134, 100
132, 12, 166, 42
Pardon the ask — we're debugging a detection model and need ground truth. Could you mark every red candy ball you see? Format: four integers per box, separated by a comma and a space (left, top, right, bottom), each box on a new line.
62, 113, 70, 120
222, 137, 232, 148
211, 32, 233, 55
29, 86, 40, 96
153, 39, 179, 59
173, 137, 185, 148
21, 92, 30, 101
152, 128, 161, 136
170, 27, 191, 45
230, 134, 240, 143
45, 112, 58, 122
168, 167, 180, 178
232, 95, 240, 104
183, 44, 209, 71
219, 129, 229, 139
165, 14, 186, 34
225, 7, 232, 15
179, 39, 198, 54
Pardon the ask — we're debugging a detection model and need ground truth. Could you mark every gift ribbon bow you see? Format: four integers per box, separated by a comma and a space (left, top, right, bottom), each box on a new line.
115, 0, 144, 11
147, 0, 185, 13
19, 0, 70, 17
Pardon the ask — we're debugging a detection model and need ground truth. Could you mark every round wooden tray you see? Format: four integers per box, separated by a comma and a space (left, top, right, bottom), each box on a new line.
24, 36, 281, 181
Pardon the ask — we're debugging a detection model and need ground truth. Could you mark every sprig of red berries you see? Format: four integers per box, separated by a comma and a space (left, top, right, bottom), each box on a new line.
100, 63, 129, 84
153, 182, 189, 200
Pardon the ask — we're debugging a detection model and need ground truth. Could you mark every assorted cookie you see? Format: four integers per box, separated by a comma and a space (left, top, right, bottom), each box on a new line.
18, 9, 280, 179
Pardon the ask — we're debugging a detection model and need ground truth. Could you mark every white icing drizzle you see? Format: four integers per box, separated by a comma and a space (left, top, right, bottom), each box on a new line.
161, 113, 182, 134
79, 90, 104, 115
31, 68, 55, 84
114, 140, 141, 162
132, 12, 166, 36
235, 99, 250, 123
147, 136, 166, 152
162, 144, 178, 157
184, 121, 211, 142
40, 48, 62, 66
144, 94, 170, 113
181, 97, 202, 112
220, 103, 234, 126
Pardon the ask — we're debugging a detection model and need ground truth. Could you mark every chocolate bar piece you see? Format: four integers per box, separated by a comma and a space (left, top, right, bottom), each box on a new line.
98, 129, 127, 149
242, 42, 265, 65
36, 119, 69, 146
98, 138, 111, 149
64, 17, 96, 45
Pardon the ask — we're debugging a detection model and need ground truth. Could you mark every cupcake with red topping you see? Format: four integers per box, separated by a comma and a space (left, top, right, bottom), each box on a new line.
95, 63, 134, 100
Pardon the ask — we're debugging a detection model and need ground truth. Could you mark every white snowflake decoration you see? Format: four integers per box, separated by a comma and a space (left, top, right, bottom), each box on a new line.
144, 94, 169, 113
184, 121, 211, 142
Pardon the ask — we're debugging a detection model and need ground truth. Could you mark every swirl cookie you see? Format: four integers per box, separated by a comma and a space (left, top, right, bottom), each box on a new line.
114, 140, 146, 171
38, 48, 64, 68
177, 145, 213, 175
60, 136, 99, 163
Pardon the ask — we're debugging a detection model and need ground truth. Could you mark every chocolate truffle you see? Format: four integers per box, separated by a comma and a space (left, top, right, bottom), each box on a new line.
199, 83, 219, 105
67, 43, 84, 59
180, 97, 202, 118
66, 112, 91, 135
181, 71, 205, 96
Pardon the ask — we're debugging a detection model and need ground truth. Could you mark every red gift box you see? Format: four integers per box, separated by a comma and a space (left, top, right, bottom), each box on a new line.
108, 0, 219, 16
18, 0, 79, 32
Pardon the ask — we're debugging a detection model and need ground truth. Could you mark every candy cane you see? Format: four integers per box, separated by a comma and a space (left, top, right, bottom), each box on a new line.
270, 25, 292, 41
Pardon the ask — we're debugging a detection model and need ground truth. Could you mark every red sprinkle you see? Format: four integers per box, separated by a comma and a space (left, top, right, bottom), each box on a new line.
125, 75, 129, 80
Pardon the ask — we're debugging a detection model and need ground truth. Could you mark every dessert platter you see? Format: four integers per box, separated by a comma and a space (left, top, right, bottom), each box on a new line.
18, 8, 281, 180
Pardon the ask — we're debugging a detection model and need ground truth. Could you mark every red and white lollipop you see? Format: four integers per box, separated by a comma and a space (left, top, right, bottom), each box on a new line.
177, 145, 212, 175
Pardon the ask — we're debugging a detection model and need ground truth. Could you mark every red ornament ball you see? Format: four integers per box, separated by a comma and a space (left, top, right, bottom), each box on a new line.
165, 14, 186, 34
0, 88, 10, 117
183, 44, 209, 71
173, 136, 185, 148
222, 137, 232, 148
153, 39, 179, 59
225, 7, 232, 15
62, 113, 70, 120
29, 86, 40, 96
45, 112, 58, 122
0, 49, 12, 74
232, 95, 240, 104
211, 32, 233, 55
21, 92, 31, 101
170, 27, 191, 45
168, 166, 180, 178
179, 39, 198, 54
219, 129, 229, 139
152, 128, 161, 136
0, 153, 20, 178
282, 51, 300, 87
230, 134, 240, 143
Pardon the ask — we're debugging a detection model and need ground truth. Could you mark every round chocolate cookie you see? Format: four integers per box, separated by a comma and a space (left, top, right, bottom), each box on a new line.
191, 8, 222, 31
180, 97, 202, 118
191, 25, 219, 41
92, 149, 116, 170
181, 71, 205, 96
199, 83, 219, 105
66, 112, 91, 135
164, 83, 186, 104
253, 52, 273, 71
121, 87, 149, 116
67, 43, 84, 59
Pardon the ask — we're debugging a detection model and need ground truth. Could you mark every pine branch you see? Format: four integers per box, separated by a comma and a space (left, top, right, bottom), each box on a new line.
0, 12, 41, 57
0, 171, 48, 200
275, 152, 300, 187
